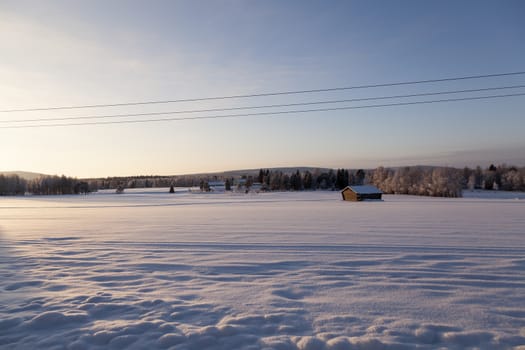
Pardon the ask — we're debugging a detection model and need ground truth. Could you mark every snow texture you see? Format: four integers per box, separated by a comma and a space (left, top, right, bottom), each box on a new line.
1, 189, 525, 349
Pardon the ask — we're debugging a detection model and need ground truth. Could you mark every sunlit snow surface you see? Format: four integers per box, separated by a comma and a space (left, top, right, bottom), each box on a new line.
1, 189, 525, 349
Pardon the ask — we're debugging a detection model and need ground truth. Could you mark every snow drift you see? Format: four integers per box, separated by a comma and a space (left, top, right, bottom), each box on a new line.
1, 190, 524, 349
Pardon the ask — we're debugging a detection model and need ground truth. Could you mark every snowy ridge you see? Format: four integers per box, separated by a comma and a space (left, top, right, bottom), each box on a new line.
1, 190, 525, 349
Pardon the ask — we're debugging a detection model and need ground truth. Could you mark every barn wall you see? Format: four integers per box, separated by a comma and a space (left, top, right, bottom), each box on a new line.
342, 189, 358, 201
362, 193, 382, 200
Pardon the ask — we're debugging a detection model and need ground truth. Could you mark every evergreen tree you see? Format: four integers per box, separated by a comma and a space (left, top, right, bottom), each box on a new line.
303, 171, 313, 190
355, 169, 365, 185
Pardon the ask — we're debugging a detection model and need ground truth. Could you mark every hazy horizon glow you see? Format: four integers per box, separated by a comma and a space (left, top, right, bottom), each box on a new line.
1, 1, 524, 178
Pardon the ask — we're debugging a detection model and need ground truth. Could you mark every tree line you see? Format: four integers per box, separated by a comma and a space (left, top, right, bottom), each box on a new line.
230, 165, 524, 197
461, 164, 525, 191
252, 167, 462, 197
0, 174, 27, 196
0, 174, 90, 196
368, 166, 463, 197
1, 164, 524, 197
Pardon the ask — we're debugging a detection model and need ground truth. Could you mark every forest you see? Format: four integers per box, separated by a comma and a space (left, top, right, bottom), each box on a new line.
0, 174, 90, 196
1, 164, 524, 197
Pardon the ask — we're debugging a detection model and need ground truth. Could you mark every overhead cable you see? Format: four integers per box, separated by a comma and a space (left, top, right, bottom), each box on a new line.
1, 71, 524, 113
1, 92, 523, 129
2, 84, 524, 124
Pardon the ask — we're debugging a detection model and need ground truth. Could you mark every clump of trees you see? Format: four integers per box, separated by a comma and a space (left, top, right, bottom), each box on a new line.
27, 175, 91, 195
94, 175, 182, 190
256, 168, 369, 191
462, 164, 525, 191
257, 168, 352, 191
368, 166, 463, 197
0, 174, 91, 196
0, 174, 27, 195
366, 164, 525, 197
199, 180, 210, 192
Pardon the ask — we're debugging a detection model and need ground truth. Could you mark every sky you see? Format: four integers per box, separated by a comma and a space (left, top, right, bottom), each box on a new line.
1, 0, 524, 178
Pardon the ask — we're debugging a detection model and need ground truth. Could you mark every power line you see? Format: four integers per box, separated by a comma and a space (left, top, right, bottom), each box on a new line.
2, 84, 524, 124
1, 92, 523, 129
1, 71, 524, 113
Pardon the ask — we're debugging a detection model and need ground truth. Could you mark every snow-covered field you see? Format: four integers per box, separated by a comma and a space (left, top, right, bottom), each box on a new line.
1, 189, 525, 349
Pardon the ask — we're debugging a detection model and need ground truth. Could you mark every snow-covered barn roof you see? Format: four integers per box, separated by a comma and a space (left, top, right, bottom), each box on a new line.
344, 185, 382, 194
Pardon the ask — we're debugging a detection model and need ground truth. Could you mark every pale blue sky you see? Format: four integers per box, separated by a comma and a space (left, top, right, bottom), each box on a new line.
1, 1, 524, 177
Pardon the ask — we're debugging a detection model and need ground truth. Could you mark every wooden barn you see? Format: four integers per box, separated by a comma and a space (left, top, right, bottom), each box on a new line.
341, 185, 382, 201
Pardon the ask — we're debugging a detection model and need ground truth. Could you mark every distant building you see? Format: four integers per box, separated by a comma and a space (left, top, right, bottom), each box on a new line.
233, 178, 247, 187
233, 178, 247, 192
341, 185, 382, 201
250, 182, 262, 192
208, 181, 226, 192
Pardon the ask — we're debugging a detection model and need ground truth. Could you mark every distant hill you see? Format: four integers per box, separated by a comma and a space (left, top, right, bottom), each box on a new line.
0, 171, 45, 180
83, 167, 353, 181
220, 166, 333, 177
80, 167, 337, 183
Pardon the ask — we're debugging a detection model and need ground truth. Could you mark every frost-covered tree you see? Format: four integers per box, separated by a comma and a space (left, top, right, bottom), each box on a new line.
467, 175, 476, 191
370, 166, 462, 198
